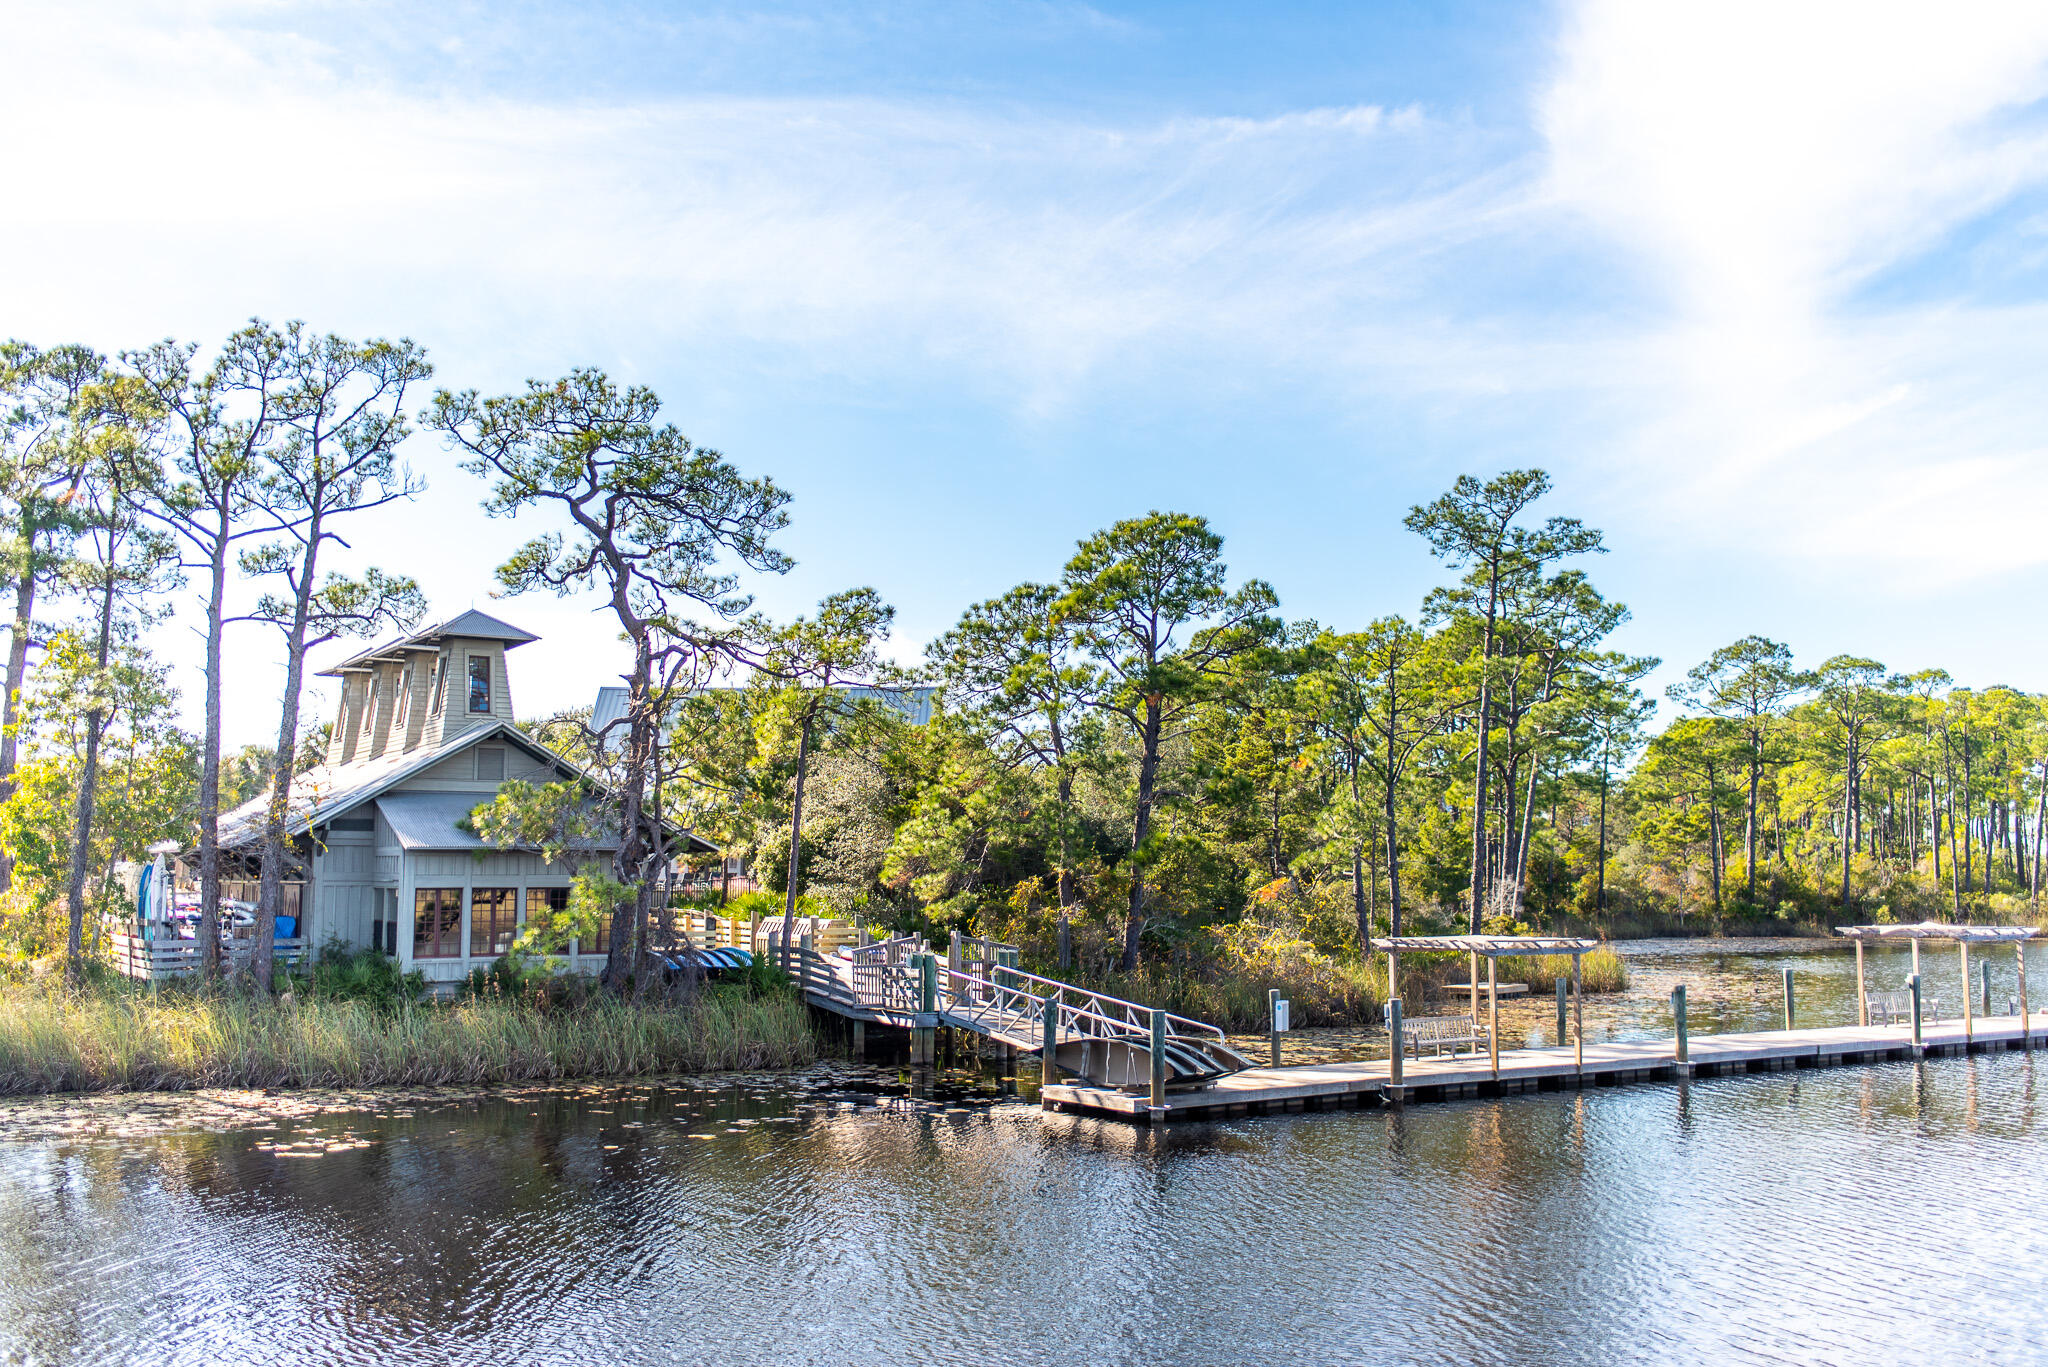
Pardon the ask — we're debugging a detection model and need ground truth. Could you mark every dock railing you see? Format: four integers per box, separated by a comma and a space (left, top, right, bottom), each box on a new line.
940, 961, 1230, 1050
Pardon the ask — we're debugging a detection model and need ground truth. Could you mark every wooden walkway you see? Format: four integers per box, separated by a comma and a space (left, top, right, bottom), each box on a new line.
1038, 1014, 2048, 1123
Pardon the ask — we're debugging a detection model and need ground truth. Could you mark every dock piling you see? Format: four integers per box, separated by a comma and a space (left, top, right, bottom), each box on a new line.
1572, 953, 1584, 1078
1855, 941, 1867, 1026
1982, 959, 1992, 1018
1487, 956, 1499, 1082
1672, 984, 1689, 1071
1041, 995, 1057, 1086
1385, 998, 1404, 1100
1909, 973, 1924, 1054
1781, 967, 1794, 1031
1268, 988, 1282, 1069
1961, 941, 1974, 1045
2020, 943, 2032, 1050
1555, 977, 1567, 1047
1148, 1010, 1167, 1116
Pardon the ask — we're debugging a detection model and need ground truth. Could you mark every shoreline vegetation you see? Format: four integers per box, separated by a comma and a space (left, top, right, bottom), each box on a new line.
0, 972, 814, 1096
1030, 945, 1631, 1032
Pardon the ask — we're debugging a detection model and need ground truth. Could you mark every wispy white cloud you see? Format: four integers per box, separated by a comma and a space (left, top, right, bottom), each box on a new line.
9, 0, 2048, 735
1539, 0, 2048, 583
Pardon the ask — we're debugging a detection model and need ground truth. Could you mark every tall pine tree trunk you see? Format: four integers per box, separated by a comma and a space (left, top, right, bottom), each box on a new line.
1123, 697, 1163, 971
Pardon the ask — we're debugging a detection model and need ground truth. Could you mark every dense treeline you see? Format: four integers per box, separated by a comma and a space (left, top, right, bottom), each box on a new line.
672, 474, 2048, 971
4, 327, 2039, 994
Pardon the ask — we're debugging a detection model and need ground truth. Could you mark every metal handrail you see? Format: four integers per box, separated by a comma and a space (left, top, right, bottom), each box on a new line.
958, 962, 1229, 1043
941, 969, 1139, 1043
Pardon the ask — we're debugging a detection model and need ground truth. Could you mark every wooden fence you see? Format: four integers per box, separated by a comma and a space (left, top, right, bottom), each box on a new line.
109, 931, 307, 982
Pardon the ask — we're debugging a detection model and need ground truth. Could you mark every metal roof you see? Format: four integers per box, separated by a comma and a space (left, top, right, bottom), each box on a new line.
211, 721, 713, 856
373, 791, 713, 855
320, 609, 539, 677
1377, 935, 1604, 956
1835, 922, 2041, 943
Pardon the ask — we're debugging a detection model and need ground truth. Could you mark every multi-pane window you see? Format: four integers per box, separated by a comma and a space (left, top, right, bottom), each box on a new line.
470, 887, 517, 957
414, 887, 462, 958
468, 656, 491, 713
526, 887, 570, 950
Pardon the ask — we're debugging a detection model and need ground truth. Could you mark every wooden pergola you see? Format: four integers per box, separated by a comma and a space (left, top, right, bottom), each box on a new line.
1379, 934, 1602, 1079
1835, 922, 2040, 1043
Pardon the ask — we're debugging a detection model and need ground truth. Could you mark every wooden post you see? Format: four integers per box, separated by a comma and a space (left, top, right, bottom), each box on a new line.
1909, 972, 1924, 1053
2018, 942, 2031, 1049
1041, 994, 1058, 1086
1672, 983, 1689, 1066
949, 928, 961, 981
1572, 952, 1584, 1078
1555, 977, 1568, 1049
853, 1020, 865, 1059
914, 952, 938, 1066
1782, 966, 1794, 1032
1387, 950, 1400, 1013
1487, 954, 1499, 1081
1148, 1010, 1167, 1115
1982, 958, 1992, 1017
1960, 940, 1973, 1045
1385, 997, 1404, 1097
1468, 950, 1480, 1029
1856, 940, 1868, 1027
1268, 988, 1282, 1070
1911, 936, 1921, 982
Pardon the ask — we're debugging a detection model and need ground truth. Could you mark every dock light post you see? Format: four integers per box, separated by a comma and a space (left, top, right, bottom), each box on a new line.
1268, 989, 1289, 1069
1672, 984, 1689, 1073
1782, 967, 1794, 1031
1148, 1011, 1167, 1116
1909, 973, 1924, 1054
1555, 977, 1568, 1048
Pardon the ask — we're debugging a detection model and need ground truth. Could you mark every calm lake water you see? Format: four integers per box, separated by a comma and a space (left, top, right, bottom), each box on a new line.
4, 939, 2047, 1366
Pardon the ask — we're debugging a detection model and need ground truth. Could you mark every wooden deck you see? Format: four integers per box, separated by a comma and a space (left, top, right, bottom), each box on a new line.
1038, 1014, 2048, 1123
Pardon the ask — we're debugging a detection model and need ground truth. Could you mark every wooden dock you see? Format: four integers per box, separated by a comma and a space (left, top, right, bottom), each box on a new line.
1038, 1013, 2048, 1123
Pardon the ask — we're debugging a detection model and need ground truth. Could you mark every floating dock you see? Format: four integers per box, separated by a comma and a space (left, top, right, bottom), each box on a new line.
1038, 1014, 2048, 1123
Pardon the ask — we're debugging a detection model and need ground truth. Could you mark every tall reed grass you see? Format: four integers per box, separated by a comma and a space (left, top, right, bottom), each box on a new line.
0, 981, 814, 1095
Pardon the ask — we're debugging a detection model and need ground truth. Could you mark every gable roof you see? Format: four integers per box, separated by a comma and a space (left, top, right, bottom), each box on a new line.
319, 609, 540, 678
214, 721, 553, 848
211, 721, 711, 861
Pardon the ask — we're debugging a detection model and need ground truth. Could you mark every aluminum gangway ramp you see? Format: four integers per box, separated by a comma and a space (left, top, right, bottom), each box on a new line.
775, 932, 1254, 1090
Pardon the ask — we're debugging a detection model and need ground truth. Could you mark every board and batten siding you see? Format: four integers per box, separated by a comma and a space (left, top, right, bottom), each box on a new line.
308, 833, 380, 950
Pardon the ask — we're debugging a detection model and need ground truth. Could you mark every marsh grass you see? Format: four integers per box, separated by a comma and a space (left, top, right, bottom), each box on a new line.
0, 979, 814, 1095
1496, 948, 1630, 995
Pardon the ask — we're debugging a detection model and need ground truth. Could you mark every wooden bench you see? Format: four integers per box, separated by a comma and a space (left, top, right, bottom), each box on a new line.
1401, 1014, 1491, 1059
1869, 988, 1941, 1026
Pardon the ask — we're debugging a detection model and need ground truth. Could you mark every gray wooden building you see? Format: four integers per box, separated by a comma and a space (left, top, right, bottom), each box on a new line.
210, 609, 710, 988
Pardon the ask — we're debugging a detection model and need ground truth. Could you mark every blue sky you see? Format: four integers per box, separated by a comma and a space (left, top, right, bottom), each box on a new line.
7, 1, 2048, 744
